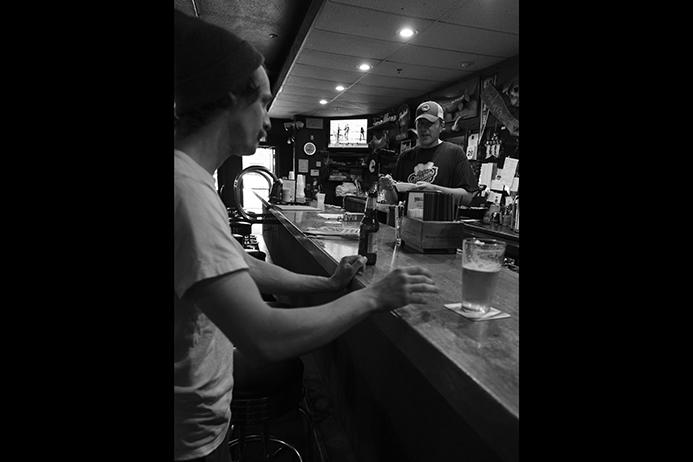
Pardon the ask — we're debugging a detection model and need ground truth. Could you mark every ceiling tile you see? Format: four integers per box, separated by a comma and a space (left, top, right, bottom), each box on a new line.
303, 30, 401, 59
444, 0, 519, 33
358, 73, 439, 91
330, 0, 519, 33
324, 0, 468, 21
297, 49, 381, 75
372, 59, 471, 82
282, 75, 351, 91
338, 83, 412, 98
414, 23, 518, 57
290, 63, 364, 84
388, 44, 503, 71
314, 2, 435, 42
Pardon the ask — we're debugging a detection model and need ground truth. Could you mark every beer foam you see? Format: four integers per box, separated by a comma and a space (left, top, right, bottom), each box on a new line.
462, 261, 501, 272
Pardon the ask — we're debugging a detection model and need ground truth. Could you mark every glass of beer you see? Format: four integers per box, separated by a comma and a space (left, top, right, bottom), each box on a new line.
461, 238, 506, 315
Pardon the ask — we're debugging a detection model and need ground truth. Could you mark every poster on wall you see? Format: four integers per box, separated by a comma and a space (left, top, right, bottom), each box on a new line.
438, 77, 480, 133
466, 133, 479, 160
395, 104, 411, 141
479, 75, 497, 143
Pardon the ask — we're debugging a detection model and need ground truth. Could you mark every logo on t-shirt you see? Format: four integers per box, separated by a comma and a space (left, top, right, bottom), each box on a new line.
369, 159, 376, 173
407, 161, 438, 184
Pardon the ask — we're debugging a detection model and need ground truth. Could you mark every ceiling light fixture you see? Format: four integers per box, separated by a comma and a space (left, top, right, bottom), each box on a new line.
335, 85, 345, 91
319, 99, 328, 105
399, 27, 415, 38
459, 61, 473, 68
359, 63, 371, 71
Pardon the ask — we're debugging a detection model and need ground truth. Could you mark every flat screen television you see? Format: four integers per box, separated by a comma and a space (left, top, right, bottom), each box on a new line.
328, 118, 368, 149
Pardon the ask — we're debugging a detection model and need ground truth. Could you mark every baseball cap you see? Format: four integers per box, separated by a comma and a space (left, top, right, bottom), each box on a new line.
414, 101, 444, 123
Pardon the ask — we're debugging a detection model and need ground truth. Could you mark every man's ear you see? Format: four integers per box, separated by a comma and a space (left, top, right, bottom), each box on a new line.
227, 92, 239, 107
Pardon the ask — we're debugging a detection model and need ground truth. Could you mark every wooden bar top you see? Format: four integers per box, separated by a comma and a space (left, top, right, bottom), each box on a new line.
262, 202, 519, 462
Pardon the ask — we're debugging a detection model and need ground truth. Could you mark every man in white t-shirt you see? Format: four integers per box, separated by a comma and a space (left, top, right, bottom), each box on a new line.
174, 11, 438, 461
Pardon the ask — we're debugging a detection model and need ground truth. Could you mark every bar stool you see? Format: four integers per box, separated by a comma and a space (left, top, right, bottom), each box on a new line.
228, 349, 318, 462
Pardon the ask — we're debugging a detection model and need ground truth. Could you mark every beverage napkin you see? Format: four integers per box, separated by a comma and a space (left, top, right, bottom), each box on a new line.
443, 303, 511, 321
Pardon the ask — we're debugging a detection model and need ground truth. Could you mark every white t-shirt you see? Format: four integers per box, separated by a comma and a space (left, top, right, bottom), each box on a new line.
173, 149, 249, 460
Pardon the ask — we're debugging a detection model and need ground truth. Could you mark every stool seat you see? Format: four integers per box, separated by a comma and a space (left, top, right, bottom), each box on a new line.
229, 352, 310, 462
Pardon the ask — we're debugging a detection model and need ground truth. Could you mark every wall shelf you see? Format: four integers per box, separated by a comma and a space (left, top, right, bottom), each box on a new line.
327, 151, 367, 158
367, 120, 397, 131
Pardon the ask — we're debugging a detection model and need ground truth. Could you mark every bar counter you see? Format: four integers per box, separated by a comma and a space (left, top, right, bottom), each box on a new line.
261, 202, 519, 462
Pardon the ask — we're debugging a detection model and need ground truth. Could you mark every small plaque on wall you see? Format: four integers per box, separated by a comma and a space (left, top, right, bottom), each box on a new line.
305, 118, 323, 129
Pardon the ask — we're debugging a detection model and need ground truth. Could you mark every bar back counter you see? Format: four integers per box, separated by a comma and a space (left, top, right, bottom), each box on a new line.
261, 201, 518, 462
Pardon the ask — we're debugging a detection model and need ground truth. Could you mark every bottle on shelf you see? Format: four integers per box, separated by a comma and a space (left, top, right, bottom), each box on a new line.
358, 186, 380, 265
502, 201, 513, 227
512, 196, 519, 232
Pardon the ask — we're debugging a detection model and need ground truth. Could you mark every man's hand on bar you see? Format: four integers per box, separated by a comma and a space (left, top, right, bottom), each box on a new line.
328, 255, 367, 290
366, 266, 438, 311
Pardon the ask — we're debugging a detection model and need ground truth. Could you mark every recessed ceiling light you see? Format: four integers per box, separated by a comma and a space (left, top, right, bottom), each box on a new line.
359, 63, 371, 71
335, 85, 345, 91
399, 27, 415, 38
319, 99, 328, 105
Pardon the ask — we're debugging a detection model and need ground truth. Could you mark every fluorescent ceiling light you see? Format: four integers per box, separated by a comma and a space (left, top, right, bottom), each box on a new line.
335, 85, 345, 91
359, 63, 371, 71
319, 99, 328, 105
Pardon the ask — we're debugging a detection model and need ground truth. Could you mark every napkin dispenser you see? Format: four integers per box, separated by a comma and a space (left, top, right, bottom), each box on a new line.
406, 191, 456, 221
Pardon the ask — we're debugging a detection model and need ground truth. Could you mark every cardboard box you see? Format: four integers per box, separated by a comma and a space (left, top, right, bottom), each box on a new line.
400, 217, 463, 253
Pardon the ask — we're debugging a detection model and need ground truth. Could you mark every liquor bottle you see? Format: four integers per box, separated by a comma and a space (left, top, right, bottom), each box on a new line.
358, 188, 379, 265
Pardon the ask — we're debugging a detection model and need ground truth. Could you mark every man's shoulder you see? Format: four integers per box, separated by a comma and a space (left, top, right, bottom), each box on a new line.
397, 146, 418, 161
440, 141, 465, 153
436, 141, 467, 160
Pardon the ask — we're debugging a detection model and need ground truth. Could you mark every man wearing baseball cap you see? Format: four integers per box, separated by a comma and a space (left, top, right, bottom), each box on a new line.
383, 100, 479, 206
174, 10, 438, 461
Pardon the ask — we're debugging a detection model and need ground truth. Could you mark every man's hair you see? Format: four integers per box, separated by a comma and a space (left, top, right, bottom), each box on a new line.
174, 69, 263, 139
174, 10, 265, 139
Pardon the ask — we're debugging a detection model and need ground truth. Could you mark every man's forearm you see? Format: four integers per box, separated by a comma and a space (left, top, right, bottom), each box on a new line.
244, 255, 338, 294
193, 270, 378, 362
426, 184, 474, 206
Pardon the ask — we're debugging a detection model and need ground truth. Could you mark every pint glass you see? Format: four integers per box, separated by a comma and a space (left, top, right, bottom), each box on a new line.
461, 238, 506, 314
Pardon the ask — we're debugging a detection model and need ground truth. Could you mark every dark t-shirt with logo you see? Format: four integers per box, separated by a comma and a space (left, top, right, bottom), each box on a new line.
392, 141, 479, 192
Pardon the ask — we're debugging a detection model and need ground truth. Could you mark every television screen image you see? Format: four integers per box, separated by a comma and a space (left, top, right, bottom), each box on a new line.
329, 118, 368, 149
